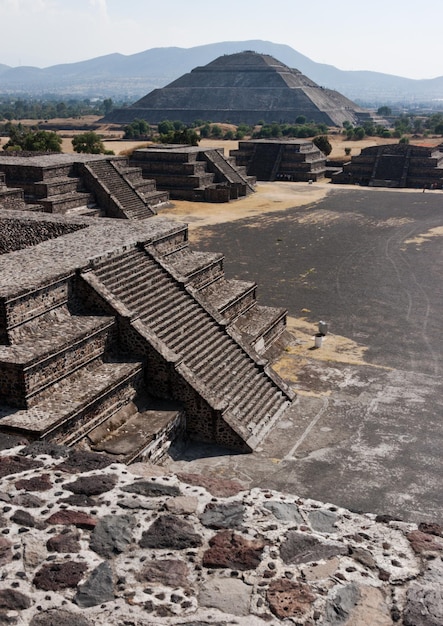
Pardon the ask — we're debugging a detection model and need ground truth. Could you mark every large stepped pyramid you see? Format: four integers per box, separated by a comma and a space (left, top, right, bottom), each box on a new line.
106, 50, 369, 126
0, 212, 293, 460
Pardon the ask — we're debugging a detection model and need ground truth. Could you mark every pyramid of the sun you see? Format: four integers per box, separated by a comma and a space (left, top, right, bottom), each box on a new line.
106, 51, 370, 127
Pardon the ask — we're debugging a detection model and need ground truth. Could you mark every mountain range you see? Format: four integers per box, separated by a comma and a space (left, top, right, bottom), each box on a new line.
1, 40, 442, 105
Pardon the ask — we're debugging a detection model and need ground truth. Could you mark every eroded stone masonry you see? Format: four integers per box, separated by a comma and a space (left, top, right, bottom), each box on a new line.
0, 207, 293, 461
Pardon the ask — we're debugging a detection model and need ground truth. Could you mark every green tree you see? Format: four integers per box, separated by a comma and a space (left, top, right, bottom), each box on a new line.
103, 98, 113, 115
377, 105, 392, 116
123, 119, 150, 139
313, 135, 332, 156
211, 124, 222, 138
3, 124, 62, 152
157, 120, 174, 134
72, 131, 106, 154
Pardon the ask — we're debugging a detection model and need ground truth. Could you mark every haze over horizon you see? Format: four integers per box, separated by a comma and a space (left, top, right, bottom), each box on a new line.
1, 0, 442, 81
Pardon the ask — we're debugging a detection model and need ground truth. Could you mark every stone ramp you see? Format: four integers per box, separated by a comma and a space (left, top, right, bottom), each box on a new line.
83, 159, 156, 219
201, 149, 256, 195
89, 246, 292, 450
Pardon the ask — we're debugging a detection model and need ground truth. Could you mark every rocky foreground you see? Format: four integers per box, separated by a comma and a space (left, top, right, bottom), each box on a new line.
0, 438, 442, 626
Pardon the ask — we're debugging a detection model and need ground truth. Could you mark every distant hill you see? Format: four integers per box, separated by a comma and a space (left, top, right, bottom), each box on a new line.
1, 40, 443, 105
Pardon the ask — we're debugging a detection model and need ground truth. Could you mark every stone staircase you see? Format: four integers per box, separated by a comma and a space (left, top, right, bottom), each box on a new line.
201, 149, 256, 197
81, 159, 158, 219
0, 274, 184, 463
88, 246, 292, 450
154, 235, 287, 356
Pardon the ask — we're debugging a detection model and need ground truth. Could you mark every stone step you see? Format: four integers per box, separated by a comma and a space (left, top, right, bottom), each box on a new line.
185, 331, 229, 372
105, 262, 166, 297
232, 304, 287, 353
0, 314, 116, 408
167, 315, 212, 353
165, 249, 224, 288
206, 351, 252, 394
86, 396, 184, 464
0, 358, 144, 442
39, 191, 95, 214
129, 282, 187, 318
153, 301, 203, 339
92, 248, 145, 282
90, 247, 290, 441
199, 278, 256, 322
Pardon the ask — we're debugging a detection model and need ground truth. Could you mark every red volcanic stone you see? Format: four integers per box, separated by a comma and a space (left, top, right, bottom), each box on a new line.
266, 579, 316, 619
46, 510, 97, 529
33, 561, 88, 590
0, 455, 43, 478
0, 537, 13, 566
47, 530, 81, 553
177, 472, 244, 497
418, 522, 442, 537
407, 530, 443, 554
202, 530, 266, 570
15, 473, 52, 492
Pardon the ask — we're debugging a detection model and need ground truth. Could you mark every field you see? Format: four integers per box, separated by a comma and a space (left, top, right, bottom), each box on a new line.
1, 115, 443, 158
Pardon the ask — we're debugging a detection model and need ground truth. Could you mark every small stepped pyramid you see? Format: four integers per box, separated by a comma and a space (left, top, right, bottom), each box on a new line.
0, 273, 184, 463
83, 159, 157, 219
89, 246, 292, 450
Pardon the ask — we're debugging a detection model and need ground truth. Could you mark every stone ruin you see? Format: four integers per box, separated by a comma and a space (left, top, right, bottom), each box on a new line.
106, 50, 371, 127
332, 143, 443, 188
129, 144, 256, 202
0, 209, 293, 463
230, 139, 327, 182
0, 149, 254, 213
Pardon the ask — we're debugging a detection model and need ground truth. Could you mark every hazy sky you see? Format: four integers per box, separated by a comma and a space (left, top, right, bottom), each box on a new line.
1, 0, 442, 79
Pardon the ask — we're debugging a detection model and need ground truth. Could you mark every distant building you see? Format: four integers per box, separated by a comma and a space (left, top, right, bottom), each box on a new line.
105, 51, 371, 127
332, 144, 443, 188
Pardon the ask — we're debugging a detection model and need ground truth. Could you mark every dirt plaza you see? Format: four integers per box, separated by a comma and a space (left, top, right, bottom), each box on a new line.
164, 182, 443, 523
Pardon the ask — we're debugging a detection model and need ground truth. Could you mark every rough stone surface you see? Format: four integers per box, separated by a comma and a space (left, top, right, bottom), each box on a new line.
33, 561, 88, 591
29, 609, 92, 626
263, 500, 304, 524
0, 444, 439, 625
74, 561, 115, 608
280, 530, 347, 565
136, 559, 190, 588
89, 514, 135, 558
0, 588, 32, 610
266, 579, 315, 619
198, 577, 253, 615
64, 474, 117, 496
202, 530, 266, 570
140, 514, 203, 550
200, 501, 245, 529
